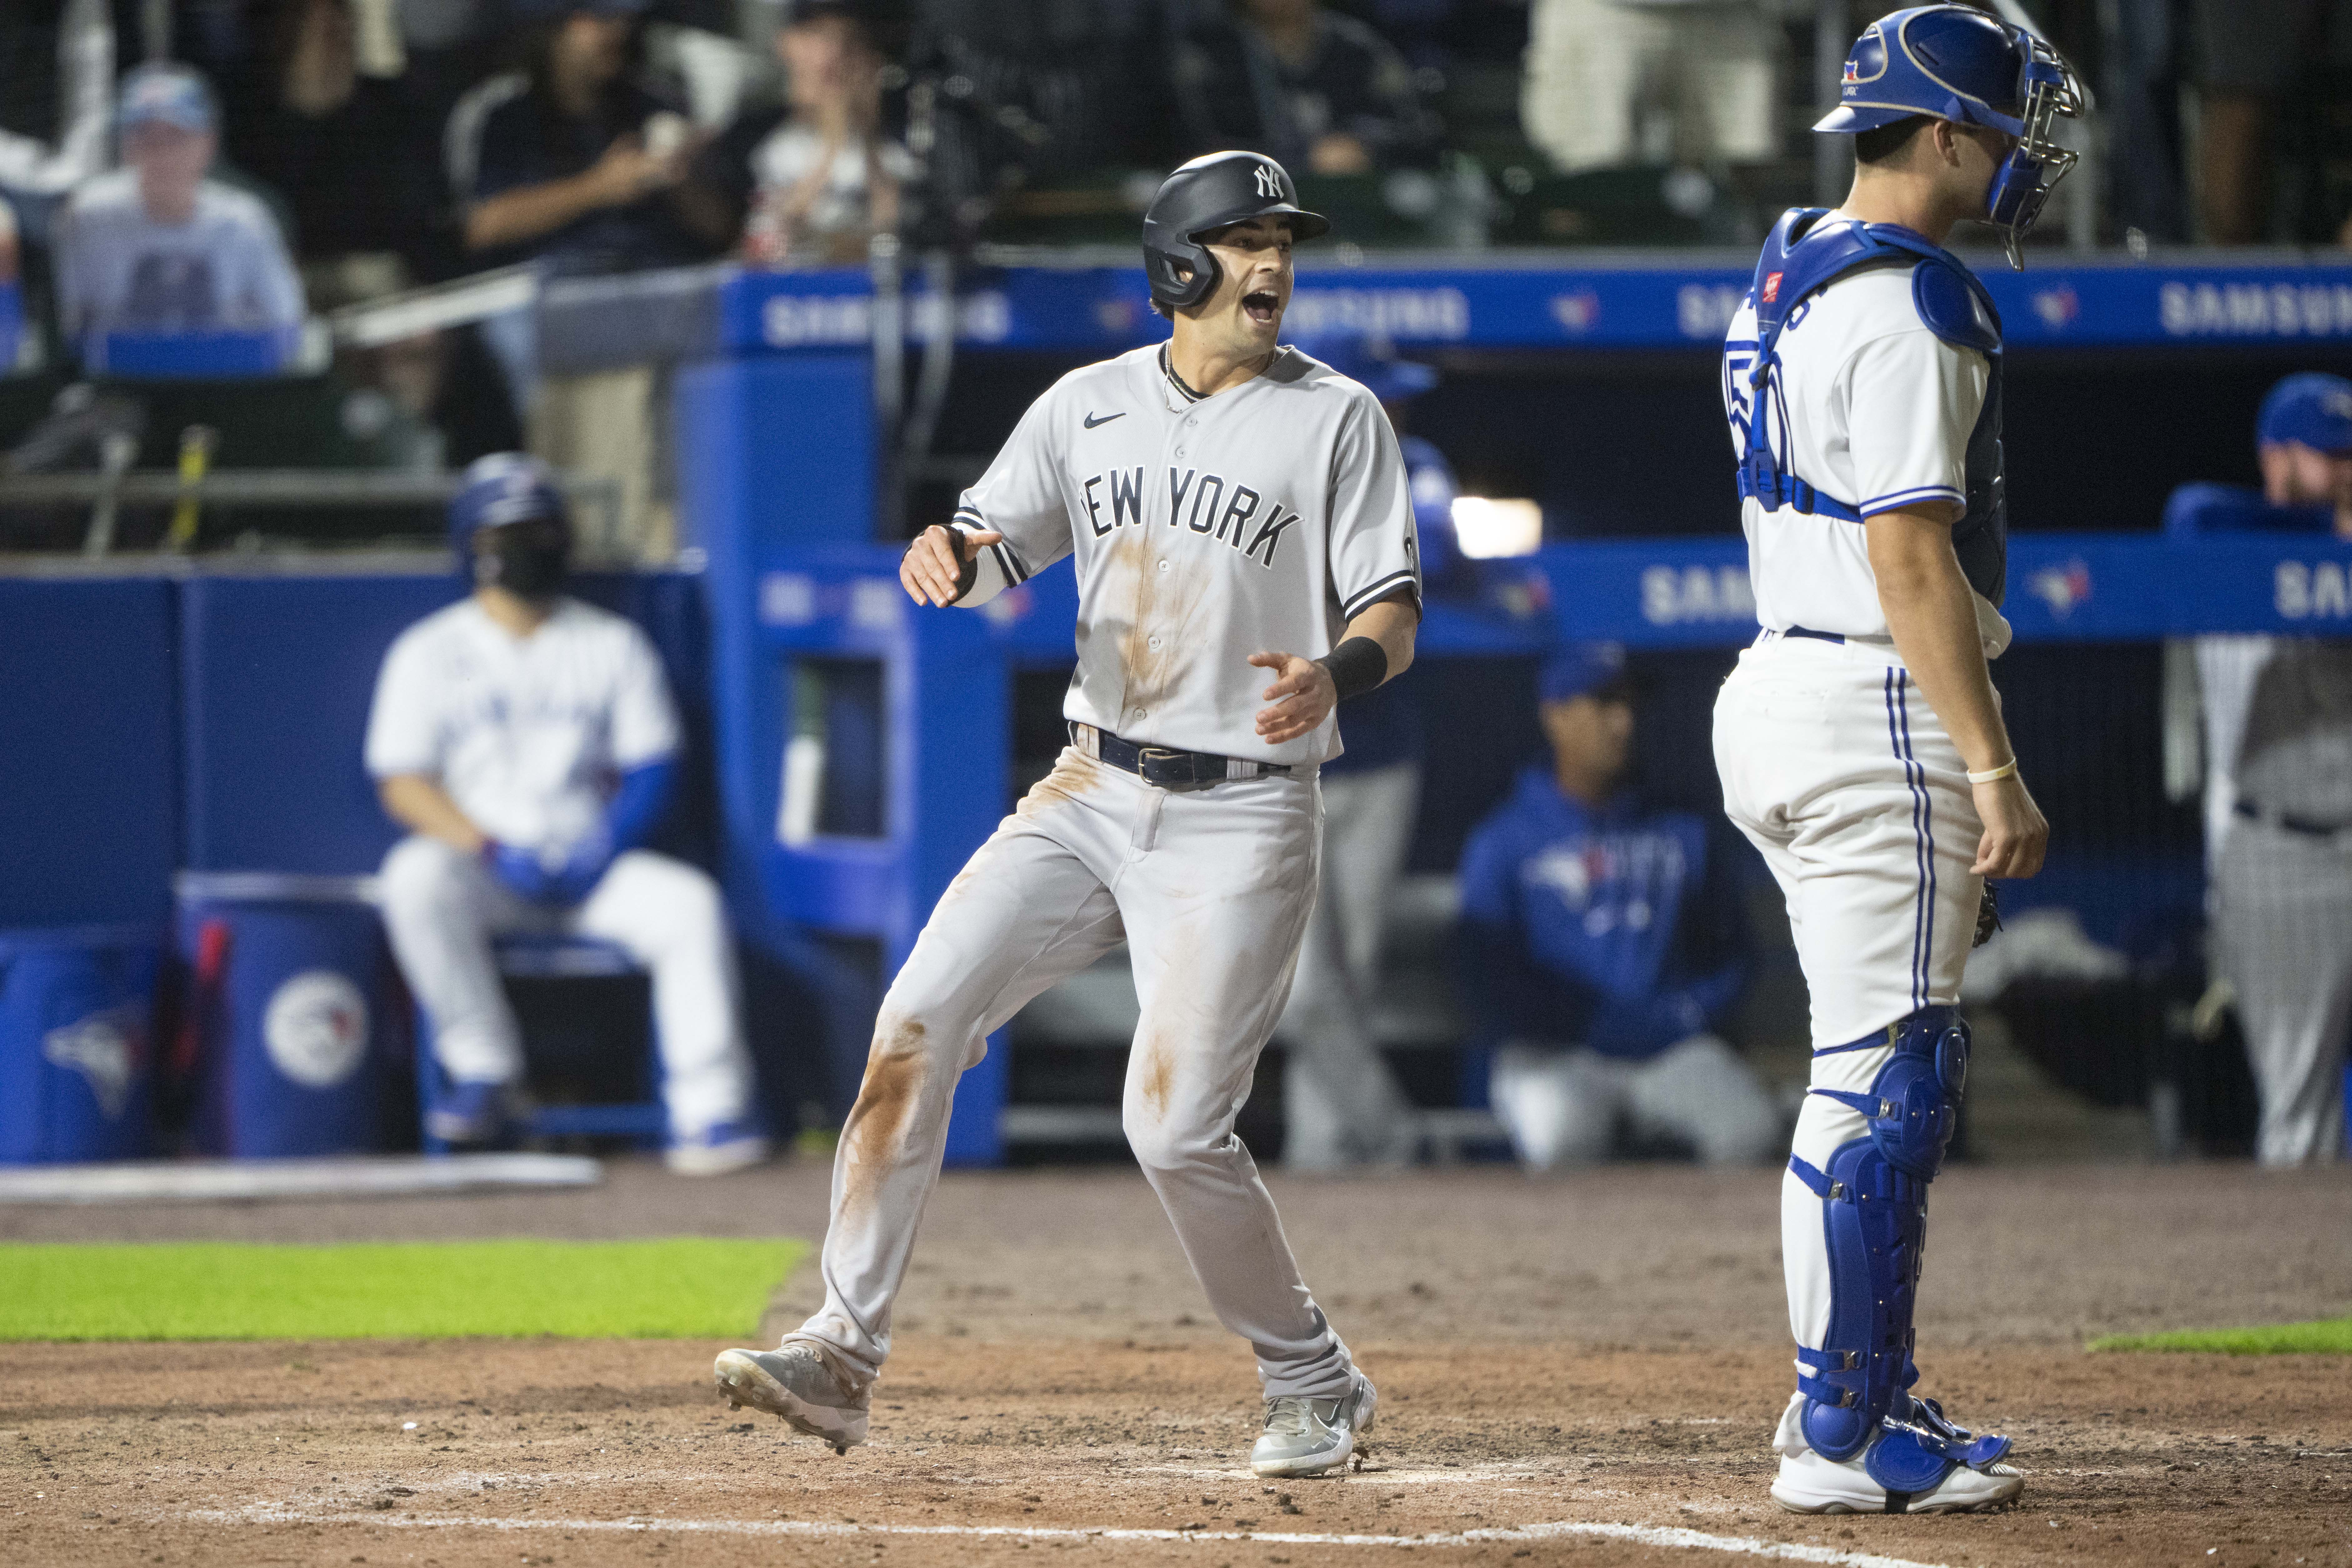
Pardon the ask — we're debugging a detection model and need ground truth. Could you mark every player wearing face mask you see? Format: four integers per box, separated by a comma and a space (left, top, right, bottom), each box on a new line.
365, 453, 766, 1172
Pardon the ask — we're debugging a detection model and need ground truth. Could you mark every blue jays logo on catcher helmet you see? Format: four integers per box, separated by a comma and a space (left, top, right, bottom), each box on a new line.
1816, 4, 2083, 270
448, 452, 568, 572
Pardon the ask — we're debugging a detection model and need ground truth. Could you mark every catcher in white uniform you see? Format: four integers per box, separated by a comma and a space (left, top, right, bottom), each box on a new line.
1712, 6, 2074, 1517
716, 151, 1420, 1478
369, 453, 765, 1175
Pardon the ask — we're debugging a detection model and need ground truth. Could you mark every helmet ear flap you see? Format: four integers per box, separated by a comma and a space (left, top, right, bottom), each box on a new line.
1147, 236, 1218, 310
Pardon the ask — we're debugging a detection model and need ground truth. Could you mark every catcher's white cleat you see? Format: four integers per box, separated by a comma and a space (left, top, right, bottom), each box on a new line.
1250, 1370, 1376, 1477
712, 1340, 870, 1455
1771, 1441, 2023, 1514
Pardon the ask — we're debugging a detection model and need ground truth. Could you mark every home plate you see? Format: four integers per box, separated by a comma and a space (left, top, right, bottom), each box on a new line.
0, 1153, 600, 1204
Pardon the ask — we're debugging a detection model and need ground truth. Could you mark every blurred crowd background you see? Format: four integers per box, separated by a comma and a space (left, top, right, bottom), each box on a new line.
0, 0, 2347, 476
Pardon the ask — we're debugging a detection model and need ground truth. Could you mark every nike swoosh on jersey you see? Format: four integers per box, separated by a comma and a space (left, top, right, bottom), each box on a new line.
1083, 411, 1127, 429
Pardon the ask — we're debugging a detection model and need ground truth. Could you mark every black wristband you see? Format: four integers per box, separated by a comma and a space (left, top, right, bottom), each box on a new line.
905, 525, 979, 601
1316, 636, 1388, 702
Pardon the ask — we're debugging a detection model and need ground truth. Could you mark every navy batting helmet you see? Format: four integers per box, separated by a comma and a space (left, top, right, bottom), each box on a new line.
448, 452, 568, 574
1142, 151, 1330, 312
1818, 5, 2082, 267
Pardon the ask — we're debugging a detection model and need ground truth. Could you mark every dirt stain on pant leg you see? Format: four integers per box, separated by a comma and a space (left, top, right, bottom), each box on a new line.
1016, 749, 1106, 821
838, 1017, 926, 1218
1136, 1026, 1176, 1121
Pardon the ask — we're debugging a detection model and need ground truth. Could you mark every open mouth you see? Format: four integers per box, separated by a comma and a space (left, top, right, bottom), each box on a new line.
1242, 288, 1281, 326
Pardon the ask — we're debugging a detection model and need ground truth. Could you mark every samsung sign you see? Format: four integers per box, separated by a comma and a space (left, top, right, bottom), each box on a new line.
2160, 281, 2352, 338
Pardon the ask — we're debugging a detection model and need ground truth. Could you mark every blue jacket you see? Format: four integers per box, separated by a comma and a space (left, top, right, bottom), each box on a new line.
1456, 767, 1751, 1059
1329, 435, 1469, 775
2161, 481, 2336, 540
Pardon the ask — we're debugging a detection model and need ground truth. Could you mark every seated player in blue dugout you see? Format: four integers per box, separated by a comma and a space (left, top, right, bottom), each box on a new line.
2166, 372, 2352, 1165
366, 454, 767, 1173
1456, 642, 1782, 1169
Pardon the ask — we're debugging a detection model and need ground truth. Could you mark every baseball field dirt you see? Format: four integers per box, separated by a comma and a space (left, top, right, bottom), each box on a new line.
5, 1159, 2349, 1568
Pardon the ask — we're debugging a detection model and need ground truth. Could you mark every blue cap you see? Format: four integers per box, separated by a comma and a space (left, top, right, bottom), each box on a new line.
449, 453, 567, 567
1539, 642, 1629, 705
2257, 373, 2352, 454
117, 63, 217, 135
1298, 329, 1438, 405
1815, 5, 2029, 136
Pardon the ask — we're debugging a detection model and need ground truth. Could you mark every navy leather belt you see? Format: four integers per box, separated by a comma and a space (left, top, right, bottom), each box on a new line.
1783, 626, 1845, 645
1073, 722, 1290, 788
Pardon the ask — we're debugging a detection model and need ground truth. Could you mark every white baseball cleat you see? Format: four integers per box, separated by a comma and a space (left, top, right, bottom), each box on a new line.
1771, 1442, 2023, 1515
1250, 1369, 1376, 1477
712, 1340, 870, 1454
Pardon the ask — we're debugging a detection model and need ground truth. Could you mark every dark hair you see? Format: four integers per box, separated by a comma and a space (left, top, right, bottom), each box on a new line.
1854, 114, 1932, 167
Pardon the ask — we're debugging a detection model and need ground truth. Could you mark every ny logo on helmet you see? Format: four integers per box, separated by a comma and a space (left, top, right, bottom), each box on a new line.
1255, 163, 1282, 199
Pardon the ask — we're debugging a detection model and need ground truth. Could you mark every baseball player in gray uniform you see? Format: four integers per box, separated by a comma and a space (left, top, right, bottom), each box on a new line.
2168, 373, 2352, 1165
716, 150, 1421, 1477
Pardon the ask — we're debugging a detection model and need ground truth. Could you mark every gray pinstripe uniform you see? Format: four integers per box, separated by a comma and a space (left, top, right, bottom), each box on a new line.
2204, 636, 2352, 1164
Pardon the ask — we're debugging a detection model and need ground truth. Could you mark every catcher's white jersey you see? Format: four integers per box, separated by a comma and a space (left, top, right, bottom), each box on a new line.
1720, 246, 2011, 658
950, 342, 1420, 765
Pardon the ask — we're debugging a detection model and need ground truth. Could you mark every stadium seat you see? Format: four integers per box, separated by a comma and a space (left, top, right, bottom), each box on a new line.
413, 932, 666, 1153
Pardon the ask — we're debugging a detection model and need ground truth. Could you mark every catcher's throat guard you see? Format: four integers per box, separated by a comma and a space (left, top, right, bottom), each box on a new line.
1786, 1005, 2011, 1491
1983, 34, 2084, 270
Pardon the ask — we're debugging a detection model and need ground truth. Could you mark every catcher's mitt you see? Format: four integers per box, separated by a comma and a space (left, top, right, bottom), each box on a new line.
1972, 880, 2003, 948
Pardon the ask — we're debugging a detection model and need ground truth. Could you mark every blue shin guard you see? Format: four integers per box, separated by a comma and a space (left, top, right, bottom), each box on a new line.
1787, 1006, 2008, 1477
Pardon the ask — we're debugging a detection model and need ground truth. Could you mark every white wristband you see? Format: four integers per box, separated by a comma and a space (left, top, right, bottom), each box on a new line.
1967, 759, 2019, 785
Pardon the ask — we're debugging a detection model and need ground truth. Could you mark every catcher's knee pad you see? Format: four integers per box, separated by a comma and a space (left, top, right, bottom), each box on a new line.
1787, 1005, 1972, 1463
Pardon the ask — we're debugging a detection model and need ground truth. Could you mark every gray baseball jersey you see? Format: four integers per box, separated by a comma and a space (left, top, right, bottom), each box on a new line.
949, 342, 1420, 766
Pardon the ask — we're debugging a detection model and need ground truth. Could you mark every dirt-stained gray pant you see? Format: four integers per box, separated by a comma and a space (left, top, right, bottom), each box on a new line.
793, 746, 1359, 1400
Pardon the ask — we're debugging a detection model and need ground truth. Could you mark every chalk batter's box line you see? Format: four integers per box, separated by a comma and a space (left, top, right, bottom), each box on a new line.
188, 1506, 1961, 1568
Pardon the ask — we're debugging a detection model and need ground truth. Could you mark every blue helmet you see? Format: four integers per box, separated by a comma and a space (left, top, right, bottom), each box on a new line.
448, 452, 568, 573
1817, 5, 2083, 269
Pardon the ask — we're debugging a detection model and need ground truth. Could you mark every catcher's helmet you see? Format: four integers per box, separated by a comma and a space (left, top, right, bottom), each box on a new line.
1142, 151, 1330, 311
1817, 4, 2082, 268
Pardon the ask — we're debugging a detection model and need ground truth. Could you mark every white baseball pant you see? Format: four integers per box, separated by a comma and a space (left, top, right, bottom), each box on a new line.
1278, 760, 1421, 1170
1712, 634, 1987, 1449
1490, 1033, 1782, 1170
792, 746, 1360, 1400
379, 836, 756, 1137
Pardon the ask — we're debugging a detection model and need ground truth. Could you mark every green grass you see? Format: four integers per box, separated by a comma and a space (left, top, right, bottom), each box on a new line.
2090, 1316, 2352, 1355
0, 1238, 808, 1342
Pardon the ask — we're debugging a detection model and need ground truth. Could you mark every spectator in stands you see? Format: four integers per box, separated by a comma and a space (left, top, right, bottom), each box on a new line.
1456, 642, 1779, 1170
2190, 0, 2352, 244
2166, 373, 2352, 1164
445, 0, 711, 275
1519, 0, 1778, 175
224, 0, 446, 285
371, 453, 768, 1175
1275, 331, 1466, 1171
52, 63, 305, 342
0, 0, 113, 232
1172, 0, 1440, 174
687, 0, 912, 266
447, 0, 713, 413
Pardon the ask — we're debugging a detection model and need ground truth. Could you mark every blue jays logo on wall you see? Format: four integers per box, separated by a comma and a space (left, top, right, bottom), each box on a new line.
2031, 285, 2080, 330
2028, 559, 2092, 618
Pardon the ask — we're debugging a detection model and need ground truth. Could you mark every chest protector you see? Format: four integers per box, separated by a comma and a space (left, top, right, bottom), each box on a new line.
1736, 208, 2008, 608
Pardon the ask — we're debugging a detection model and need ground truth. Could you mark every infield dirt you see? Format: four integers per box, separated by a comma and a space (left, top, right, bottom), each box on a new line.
4, 1160, 2349, 1568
